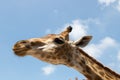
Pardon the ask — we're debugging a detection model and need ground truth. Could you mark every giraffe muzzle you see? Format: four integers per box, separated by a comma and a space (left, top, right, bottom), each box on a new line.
13, 40, 31, 56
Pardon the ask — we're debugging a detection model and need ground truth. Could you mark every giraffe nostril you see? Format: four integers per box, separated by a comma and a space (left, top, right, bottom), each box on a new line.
25, 44, 31, 49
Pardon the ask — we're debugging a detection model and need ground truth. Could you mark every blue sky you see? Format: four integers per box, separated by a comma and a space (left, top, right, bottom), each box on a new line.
0, 0, 120, 80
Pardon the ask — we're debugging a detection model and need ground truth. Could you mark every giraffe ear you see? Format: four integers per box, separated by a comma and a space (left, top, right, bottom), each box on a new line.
74, 36, 92, 47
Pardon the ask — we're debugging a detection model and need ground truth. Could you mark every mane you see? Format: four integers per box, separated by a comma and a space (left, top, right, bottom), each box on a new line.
77, 47, 120, 78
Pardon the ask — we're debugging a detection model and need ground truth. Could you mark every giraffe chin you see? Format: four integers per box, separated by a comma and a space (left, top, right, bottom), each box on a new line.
14, 51, 27, 57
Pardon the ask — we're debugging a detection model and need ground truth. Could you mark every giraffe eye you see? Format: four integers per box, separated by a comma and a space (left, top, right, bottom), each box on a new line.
54, 38, 64, 44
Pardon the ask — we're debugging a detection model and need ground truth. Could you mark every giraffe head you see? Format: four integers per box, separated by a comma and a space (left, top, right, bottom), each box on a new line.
13, 26, 92, 64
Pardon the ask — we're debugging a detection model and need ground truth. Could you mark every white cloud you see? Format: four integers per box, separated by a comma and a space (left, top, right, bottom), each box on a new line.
98, 0, 116, 6
41, 65, 55, 75
69, 20, 88, 40
84, 44, 102, 58
116, 0, 120, 11
99, 37, 117, 49
98, 0, 120, 12
84, 37, 117, 58
68, 19, 100, 40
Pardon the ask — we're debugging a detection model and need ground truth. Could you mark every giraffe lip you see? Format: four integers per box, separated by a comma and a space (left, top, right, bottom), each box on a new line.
13, 48, 24, 56
13, 47, 23, 52
13, 48, 25, 53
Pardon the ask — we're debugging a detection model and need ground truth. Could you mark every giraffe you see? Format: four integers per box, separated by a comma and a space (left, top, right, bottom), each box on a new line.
13, 26, 120, 80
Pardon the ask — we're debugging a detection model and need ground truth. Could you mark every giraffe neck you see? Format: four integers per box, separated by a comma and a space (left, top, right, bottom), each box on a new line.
65, 47, 120, 80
